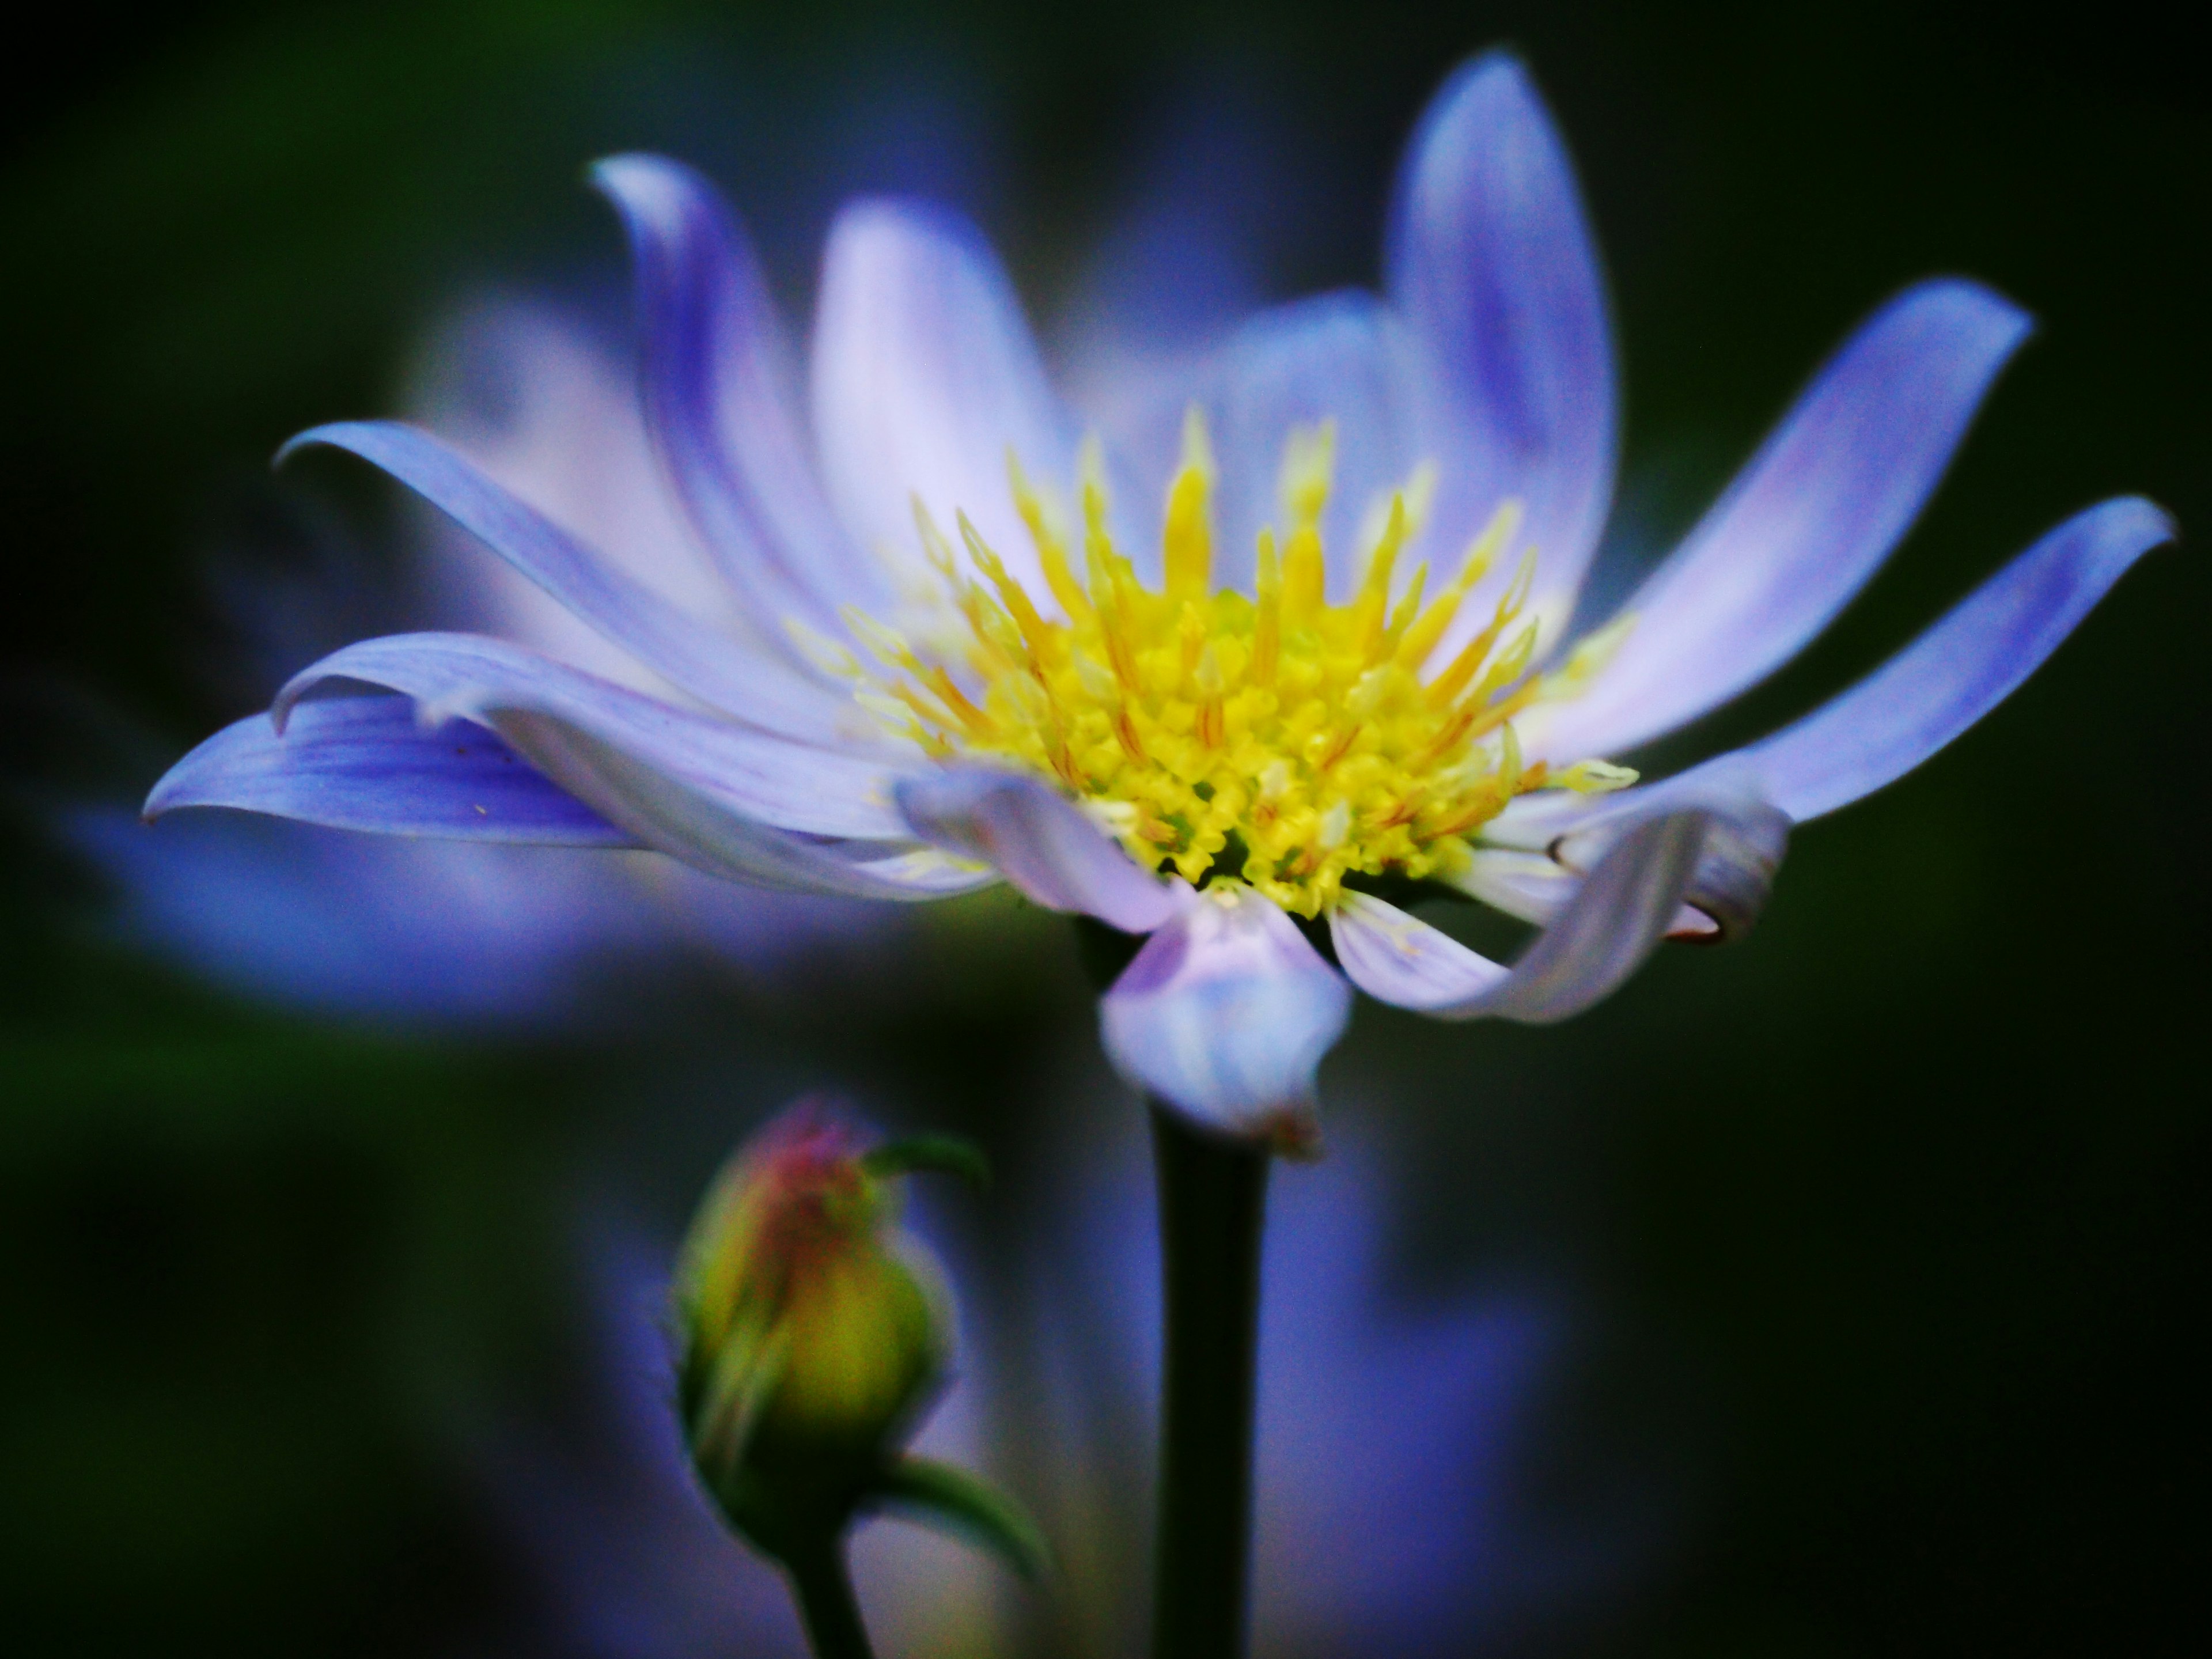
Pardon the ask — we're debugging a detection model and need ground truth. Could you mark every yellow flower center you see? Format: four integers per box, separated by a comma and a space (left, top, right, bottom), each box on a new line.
833, 416, 1634, 918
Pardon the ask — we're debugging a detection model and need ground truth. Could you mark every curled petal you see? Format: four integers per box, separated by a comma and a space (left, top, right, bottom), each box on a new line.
1718, 495, 2173, 821
1532, 279, 2033, 757
1447, 846, 1575, 924
281, 421, 859, 744
893, 765, 1183, 933
811, 199, 1076, 608
1388, 52, 1616, 650
146, 696, 634, 844
1100, 884, 1352, 1145
590, 156, 880, 624
1550, 793, 1791, 942
1331, 809, 1713, 1022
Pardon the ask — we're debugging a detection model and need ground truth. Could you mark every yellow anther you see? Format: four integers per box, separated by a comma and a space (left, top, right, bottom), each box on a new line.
1164, 463, 1213, 604
1007, 449, 1092, 624
1350, 494, 1408, 658
910, 498, 959, 578
959, 513, 1056, 669
1280, 422, 1335, 528
1252, 528, 1282, 689
1282, 524, 1325, 627
1556, 759, 1639, 794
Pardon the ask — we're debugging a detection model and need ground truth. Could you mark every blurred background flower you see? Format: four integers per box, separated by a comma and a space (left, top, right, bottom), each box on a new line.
3, 3, 2206, 1657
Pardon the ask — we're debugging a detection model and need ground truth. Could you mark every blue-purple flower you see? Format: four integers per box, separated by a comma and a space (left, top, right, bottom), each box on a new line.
147, 52, 2171, 1139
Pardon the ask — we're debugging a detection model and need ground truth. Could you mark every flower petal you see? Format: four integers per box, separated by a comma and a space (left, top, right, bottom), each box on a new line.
282, 421, 859, 745
810, 199, 1076, 608
590, 156, 881, 625
892, 764, 1184, 933
1387, 52, 1616, 650
145, 696, 635, 844
274, 632, 908, 840
1100, 885, 1352, 1143
257, 633, 975, 901
1449, 846, 1575, 924
1671, 495, 2174, 822
1331, 809, 1711, 1021
1530, 279, 2033, 757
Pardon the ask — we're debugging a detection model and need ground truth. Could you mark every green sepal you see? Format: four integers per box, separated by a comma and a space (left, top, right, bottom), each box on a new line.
870, 1455, 1052, 1582
861, 1135, 991, 1189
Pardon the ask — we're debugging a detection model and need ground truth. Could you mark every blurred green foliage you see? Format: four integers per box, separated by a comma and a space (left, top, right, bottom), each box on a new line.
3, 2, 2207, 1655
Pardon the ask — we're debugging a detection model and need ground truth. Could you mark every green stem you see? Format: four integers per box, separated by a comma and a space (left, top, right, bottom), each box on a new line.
784, 1535, 874, 1659
1149, 1102, 1270, 1659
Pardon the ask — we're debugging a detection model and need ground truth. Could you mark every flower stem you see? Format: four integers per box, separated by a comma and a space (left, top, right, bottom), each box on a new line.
1149, 1101, 1270, 1659
784, 1535, 874, 1659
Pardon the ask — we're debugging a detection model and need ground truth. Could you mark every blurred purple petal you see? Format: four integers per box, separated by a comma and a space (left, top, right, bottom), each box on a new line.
1388, 52, 1616, 653
1533, 279, 2033, 758
810, 200, 1077, 608
591, 156, 882, 630
145, 696, 634, 844
894, 765, 1179, 931
274, 634, 908, 842
1099, 885, 1350, 1138
284, 421, 857, 745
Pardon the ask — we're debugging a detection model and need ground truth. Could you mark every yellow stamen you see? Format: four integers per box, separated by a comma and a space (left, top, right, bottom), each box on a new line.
850, 433, 1628, 918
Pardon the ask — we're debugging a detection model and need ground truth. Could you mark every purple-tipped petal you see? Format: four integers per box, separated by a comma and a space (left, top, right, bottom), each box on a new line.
810, 200, 1077, 609
1532, 279, 2033, 758
893, 764, 1183, 932
146, 696, 634, 844
590, 156, 880, 628
1332, 810, 1711, 1022
282, 421, 858, 745
1672, 495, 2174, 822
1388, 52, 1616, 650
262, 632, 971, 902
276, 632, 907, 840
1100, 884, 1351, 1142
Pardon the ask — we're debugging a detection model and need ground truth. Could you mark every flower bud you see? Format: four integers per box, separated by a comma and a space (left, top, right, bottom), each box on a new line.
674, 1100, 950, 1555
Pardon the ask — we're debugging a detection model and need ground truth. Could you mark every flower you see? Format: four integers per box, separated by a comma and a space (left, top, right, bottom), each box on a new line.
147, 52, 2171, 1143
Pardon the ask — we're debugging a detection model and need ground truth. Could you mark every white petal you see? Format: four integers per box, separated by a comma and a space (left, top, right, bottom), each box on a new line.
810, 200, 1075, 608
1100, 885, 1351, 1143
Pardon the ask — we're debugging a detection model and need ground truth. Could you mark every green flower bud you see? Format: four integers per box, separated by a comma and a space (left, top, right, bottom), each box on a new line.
674, 1101, 950, 1556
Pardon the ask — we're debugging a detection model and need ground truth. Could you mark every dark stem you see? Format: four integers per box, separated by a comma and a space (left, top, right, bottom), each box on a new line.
783, 1535, 874, 1659
1149, 1101, 1270, 1659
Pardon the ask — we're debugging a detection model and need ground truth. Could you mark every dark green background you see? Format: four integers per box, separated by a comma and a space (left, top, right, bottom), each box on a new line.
3, 2, 2205, 1654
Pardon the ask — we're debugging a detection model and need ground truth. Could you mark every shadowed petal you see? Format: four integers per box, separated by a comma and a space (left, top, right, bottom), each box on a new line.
282, 421, 861, 745
1100, 884, 1351, 1142
1388, 52, 1616, 653
1531, 279, 2033, 757
893, 765, 1181, 932
145, 696, 634, 844
811, 200, 1075, 608
1332, 810, 1710, 1021
1662, 495, 2174, 821
590, 156, 881, 626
